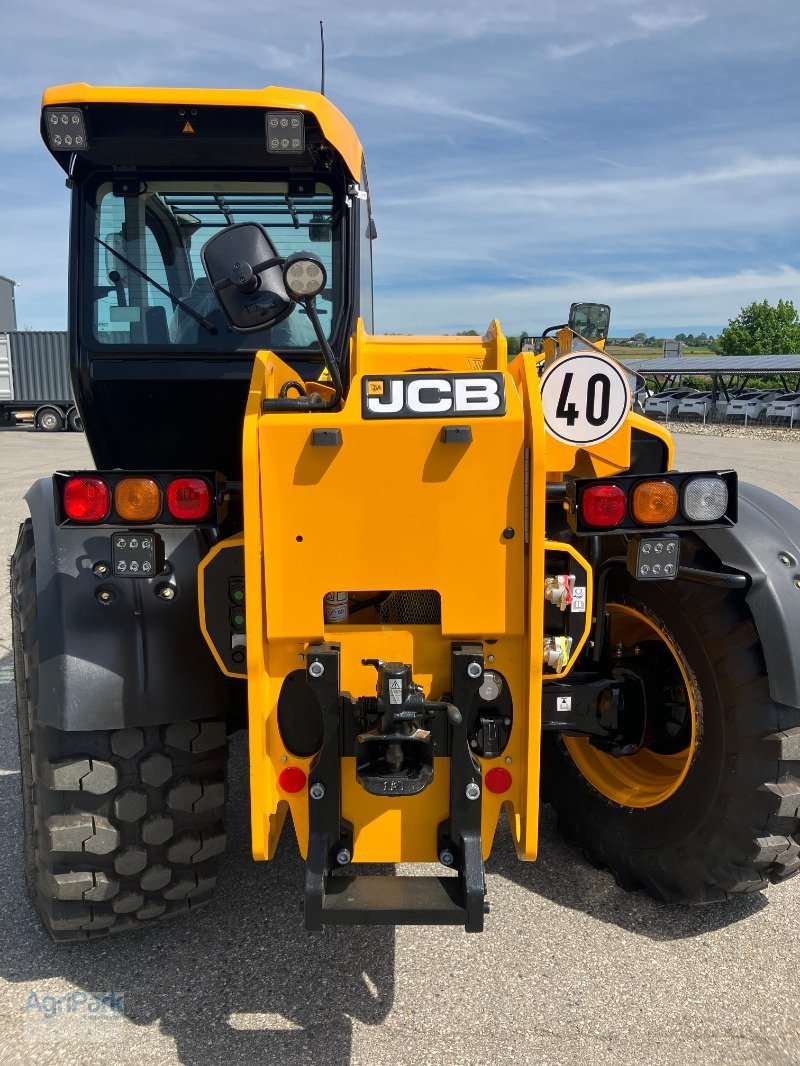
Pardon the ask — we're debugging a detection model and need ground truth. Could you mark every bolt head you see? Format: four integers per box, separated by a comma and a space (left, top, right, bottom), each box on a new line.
795, 578, 800, 590
487, 655, 495, 663
93, 562, 109, 577
158, 587, 175, 600
336, 848, 351, 866
467, 661, 482, 679
465, 781, 481, 801
308, 661, 324, 678
97, 590, 113, 604
309, 782, 325, 800
439, 849, 454, 867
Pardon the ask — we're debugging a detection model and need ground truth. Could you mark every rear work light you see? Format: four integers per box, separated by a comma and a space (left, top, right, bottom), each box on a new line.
114, 477, 161, 522
580, 484, 627, 529
166, 478, 212, 521
265, 111, 305, 154
62, 477, 110, 522
44, 108, 89, 151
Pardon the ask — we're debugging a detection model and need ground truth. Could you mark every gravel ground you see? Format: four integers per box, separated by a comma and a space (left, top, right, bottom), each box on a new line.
663, 418, 800, 444
0, 424, 798, 1066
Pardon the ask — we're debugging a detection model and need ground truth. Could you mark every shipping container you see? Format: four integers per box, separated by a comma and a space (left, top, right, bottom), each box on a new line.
0, 330, 82, 431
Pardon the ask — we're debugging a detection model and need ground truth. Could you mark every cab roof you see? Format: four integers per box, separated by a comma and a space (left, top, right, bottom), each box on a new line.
41, 83, 363, 180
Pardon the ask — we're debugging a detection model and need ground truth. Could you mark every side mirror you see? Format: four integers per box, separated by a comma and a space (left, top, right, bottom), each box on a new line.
201, 222, 294, 333
568, 302, 611, 345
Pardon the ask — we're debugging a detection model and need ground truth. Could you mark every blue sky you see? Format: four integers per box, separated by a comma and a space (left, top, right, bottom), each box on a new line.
1, 0, 799, 337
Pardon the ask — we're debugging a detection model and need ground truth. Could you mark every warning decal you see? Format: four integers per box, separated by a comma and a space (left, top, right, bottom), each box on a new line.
571, 586, 587, 614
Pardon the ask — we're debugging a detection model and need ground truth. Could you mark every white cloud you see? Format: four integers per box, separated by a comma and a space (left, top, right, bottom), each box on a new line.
337, 75, 533, 133
375, 267, 800, 335
631, 9, 707, 32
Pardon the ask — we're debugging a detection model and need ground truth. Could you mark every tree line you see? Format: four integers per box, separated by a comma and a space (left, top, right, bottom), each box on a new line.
456, 299, 800, 356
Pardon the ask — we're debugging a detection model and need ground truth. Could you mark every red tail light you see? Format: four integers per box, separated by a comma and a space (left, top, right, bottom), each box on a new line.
166, 478, 212, 521
63, 477, 110, 522
580, 484, 626, 529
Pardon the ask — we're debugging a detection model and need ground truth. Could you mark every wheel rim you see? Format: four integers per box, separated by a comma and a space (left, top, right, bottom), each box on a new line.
563, 603, 698, 808
40, 412, 58, 430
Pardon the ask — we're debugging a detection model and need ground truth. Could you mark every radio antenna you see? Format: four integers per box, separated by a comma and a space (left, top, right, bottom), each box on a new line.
320, 21, 326, 97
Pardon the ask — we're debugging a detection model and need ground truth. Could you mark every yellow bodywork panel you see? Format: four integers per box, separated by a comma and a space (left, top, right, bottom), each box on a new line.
200, 322, 664, 866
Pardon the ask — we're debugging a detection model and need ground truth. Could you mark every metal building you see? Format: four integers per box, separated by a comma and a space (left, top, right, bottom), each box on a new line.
0, 276, 17, 332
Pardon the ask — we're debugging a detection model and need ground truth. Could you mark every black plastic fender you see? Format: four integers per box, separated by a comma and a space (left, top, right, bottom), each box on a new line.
697, 481, 800, 709
24, 477, 227, 730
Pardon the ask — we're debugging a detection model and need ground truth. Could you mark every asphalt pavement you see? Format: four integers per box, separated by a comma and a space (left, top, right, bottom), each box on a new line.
0, 424, 798, 1066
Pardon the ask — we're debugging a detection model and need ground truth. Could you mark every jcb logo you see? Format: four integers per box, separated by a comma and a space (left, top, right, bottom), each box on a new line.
362, 374, 506, 420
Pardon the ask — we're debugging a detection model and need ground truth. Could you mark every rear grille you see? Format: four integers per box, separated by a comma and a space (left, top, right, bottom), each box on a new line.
378, 590, 442, 625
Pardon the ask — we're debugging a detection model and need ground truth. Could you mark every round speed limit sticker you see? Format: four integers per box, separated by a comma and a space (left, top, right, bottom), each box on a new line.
540, 351, 631, 446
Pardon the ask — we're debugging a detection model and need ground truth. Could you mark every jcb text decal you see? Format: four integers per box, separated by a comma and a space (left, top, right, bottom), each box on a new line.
362, 374, 506, 419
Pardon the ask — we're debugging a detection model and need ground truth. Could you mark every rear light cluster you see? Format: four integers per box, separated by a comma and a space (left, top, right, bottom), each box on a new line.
568, 470, 737, 534
55, 471, 222, 526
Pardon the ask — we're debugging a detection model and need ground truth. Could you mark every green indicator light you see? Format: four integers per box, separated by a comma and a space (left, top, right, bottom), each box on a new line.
233, 589, 244, 602
233, 613, 245, 627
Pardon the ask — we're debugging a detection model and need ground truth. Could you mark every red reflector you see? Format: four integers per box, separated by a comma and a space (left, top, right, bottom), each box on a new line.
580, 484, 626, 529
484, 767, 513, 794
166, 478, 212, 521
278, 767, 307, 794
63, 477, 110, 522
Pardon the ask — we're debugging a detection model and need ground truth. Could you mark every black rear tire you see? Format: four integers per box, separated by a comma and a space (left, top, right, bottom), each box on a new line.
66, 407, 83, 432
11, 519, 229, 939
543, 572, 800, 904
35, 407, 63, 432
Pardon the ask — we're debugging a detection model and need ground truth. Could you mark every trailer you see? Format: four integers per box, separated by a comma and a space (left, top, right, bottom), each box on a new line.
0, 330, 83, 431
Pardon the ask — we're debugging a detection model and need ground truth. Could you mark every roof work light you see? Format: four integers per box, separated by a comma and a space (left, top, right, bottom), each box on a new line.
44, 108, 89, 151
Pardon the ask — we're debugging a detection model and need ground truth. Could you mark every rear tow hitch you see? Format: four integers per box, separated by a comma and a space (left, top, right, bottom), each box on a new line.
302, 643, 488, 932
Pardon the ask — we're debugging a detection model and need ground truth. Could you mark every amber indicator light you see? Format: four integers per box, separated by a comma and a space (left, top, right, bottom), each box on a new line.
114, 478, 162, 522
631, 480, 679, 526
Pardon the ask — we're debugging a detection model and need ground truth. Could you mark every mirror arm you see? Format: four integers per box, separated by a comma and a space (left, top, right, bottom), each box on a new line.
541, 323, 569, 341
302, 296, 343, 410
214, 258, 285, 293
261, 297, 343, 413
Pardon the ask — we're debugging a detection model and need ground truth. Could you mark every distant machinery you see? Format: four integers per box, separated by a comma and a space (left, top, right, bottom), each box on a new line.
0, 275, 17, 332
662, 338, 684, 359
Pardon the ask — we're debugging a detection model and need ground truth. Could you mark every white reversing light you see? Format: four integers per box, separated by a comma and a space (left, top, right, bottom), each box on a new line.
682, 477, 728, 522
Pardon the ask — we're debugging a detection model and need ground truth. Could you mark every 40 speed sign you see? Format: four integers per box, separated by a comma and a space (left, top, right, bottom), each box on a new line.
540, 350, 632, 446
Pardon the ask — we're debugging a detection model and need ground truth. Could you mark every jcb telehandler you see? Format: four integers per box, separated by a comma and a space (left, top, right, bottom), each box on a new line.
11, 84, 800, 938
